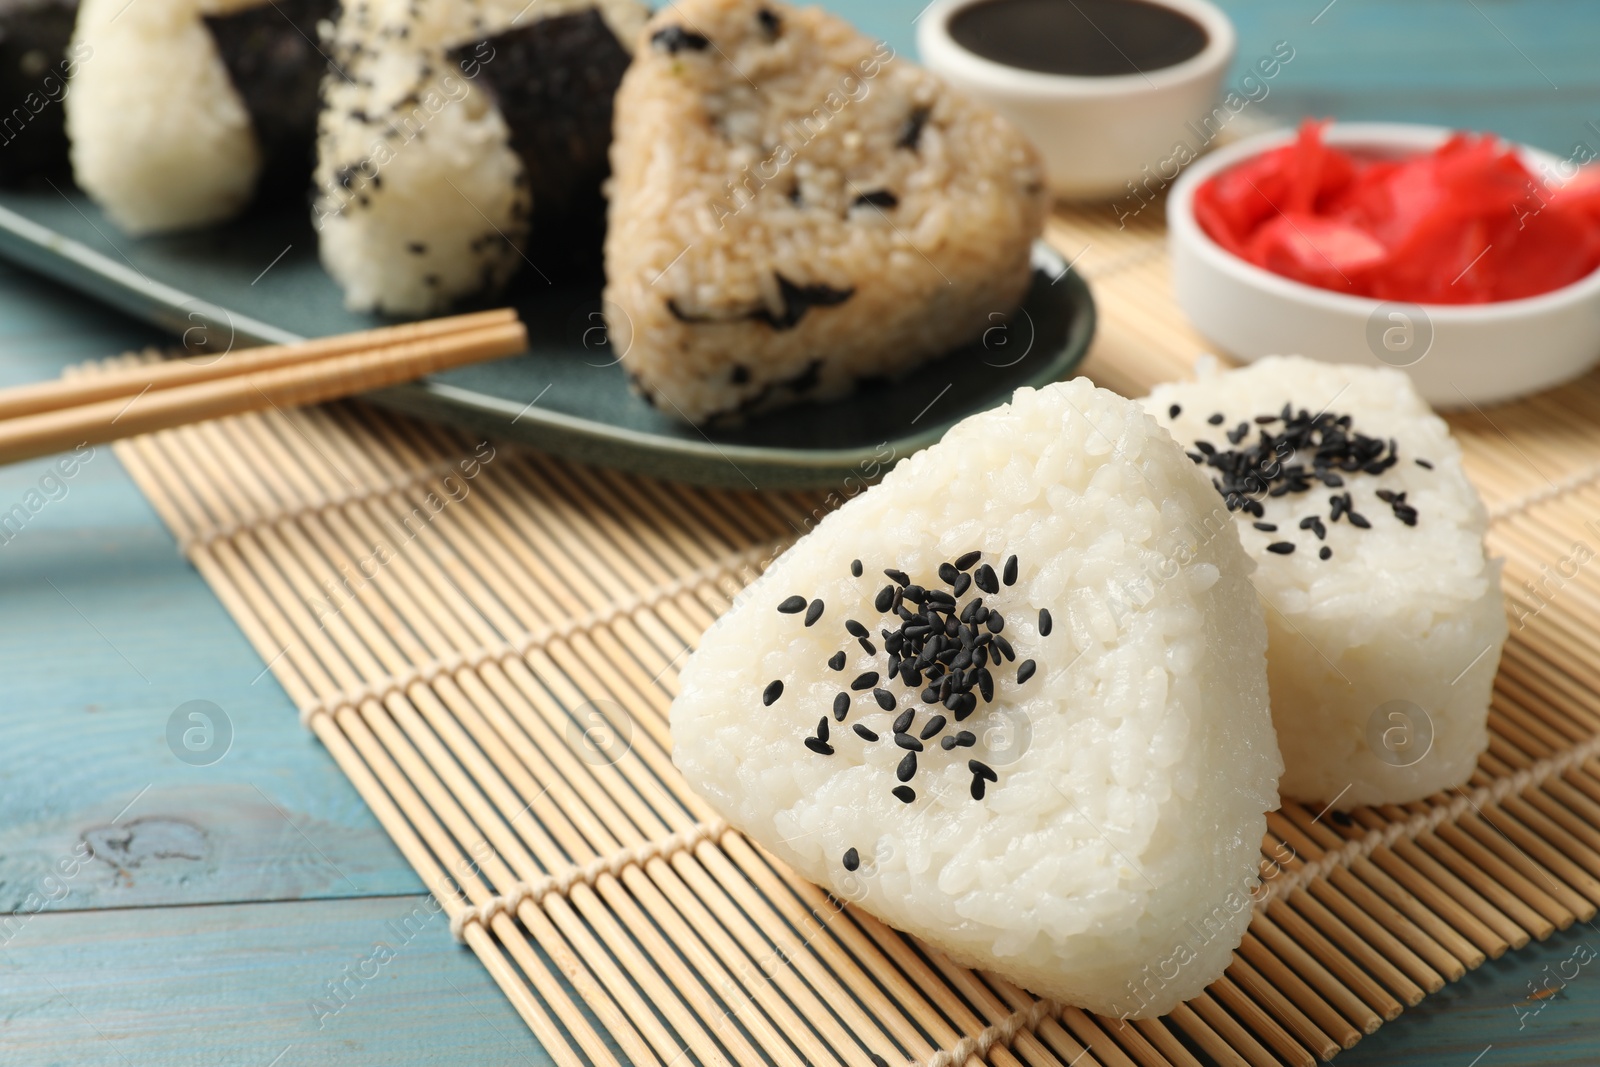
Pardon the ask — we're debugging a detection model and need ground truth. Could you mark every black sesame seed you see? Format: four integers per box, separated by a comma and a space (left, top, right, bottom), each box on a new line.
1416, 459, 1434, 469
854, 724, 878, 741
955, 731, 976, 747
804, 599, 825, 626
1299, 515, 1327, 540
1227, 422, 1250, 445
954, 550, 982, 571
941, 736, 957, 750
1253, 522, 1278, 532
1003, 555, 1018, 586
850, 559, 863, 577
993, 635, 1015, 662
1207, 412, 1226, 425
1266, 542, 1296, 555
951, 572, 971, 597
842, 847, 859, 871
816, 717, 829, 742
894, 732, 923, 752
874, 585, 894, 613
777, 595, 806, 614
1038, 608, 1053, 637
804, 737, 834, 755
833, 692, 850, 720
977, 668, 995, 702
851, 672, 879, 690
884, 568, 909, 586
919, 714, 947, 740
1188, 452, 1205, 464
1319, 546, 1333, 560
1016, 659, 1037, 684
845, 619, 868, 638
938, 562, 960, 585
892, 785, 915, 804
828, 651, 846, 671
969, 759, 997, 782
970, 778, 986, 801
1348, 511, 1372, 529
892, 709, 914, 735
896, 752, 917, 782
1168, 404, 1181, 419
763, 680, 784, 706
987, 611, 1005, 634
974, 564, 999, 594
859, 637, 877, 656
873, 688, 896, 711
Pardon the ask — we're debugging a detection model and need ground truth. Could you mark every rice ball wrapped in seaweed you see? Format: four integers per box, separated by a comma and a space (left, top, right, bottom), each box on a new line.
313, 0, 646, 314
1145, 356, 1506, 808
65, 0, 333, 233
604, 0, 1048, 424
0, 0, 81, 186
671, 378, 1283, 1018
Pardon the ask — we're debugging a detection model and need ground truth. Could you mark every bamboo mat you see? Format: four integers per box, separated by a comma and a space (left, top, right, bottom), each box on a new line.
91, 203, 1600, 1067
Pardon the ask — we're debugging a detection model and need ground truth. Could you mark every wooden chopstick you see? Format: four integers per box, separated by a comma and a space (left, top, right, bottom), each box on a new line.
0, 316, 528, 465
0, 307, 518, 423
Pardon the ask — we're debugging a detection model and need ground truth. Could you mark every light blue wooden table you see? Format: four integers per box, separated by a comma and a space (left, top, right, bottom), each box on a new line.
2, 2, 1597, 1064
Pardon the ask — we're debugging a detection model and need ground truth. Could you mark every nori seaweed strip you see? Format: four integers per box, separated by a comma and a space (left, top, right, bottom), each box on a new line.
0, 0, 78, 187
202, 0, 335, 206
448, 8, 631, 264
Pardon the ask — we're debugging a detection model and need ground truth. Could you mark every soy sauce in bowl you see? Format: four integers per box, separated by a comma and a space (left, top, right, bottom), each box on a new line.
948, 0, 1209, 77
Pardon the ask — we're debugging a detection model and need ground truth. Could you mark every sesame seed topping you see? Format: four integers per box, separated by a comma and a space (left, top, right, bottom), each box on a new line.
974, 564, 999, 594
763, 680, 783, 706
884, 568, 909, 586
1253, 522, 1278, 532
804, 599, 825, 626
843, 847, 860, 871
1416, 459, 1433, 469
896, 752, 917, 781
1347, 511, 1371, 529
893, 732, 923, 752
874, 586, 894, 612
938, 562, 959, 585
955, 730, 976, 747
892, 785, 915, 804
920, 714, 947, 740
1038, 608, 1052, 636
954, 550, 982, 571
804, 737, 834, 755
1003, 555, 1018, 586
987, 611, 1005, 634
845, 620, 869, 638
854, 724, 878, 741
777, 595, 806, 614
892, 709, 914, 734
951, 571, 971, 596
851, 672, 879, 691
1207, 412, 1226, 425
970, 778, 986, 800
1319, 546, 1333, 560
1169, 404, 1181, 418
816, 717, 829, 741
969, 759, 998, 782
1016, 659, 1036, 684
940, 736, 957, 750
873, 688, 896, 711
1299, 515, 1327, 540
833, 692, 850, 720
850, 559, 863, 577
1266, 542, 1296, 555
828, 651, 846, 671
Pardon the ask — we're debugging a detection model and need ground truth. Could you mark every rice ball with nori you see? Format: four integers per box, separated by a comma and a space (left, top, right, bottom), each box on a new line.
605, 0, 1048, 424
313, 0, 646, 314
671, 378, 1282, 1018
1145, 356, 1506, 808
66, 0, 332, 233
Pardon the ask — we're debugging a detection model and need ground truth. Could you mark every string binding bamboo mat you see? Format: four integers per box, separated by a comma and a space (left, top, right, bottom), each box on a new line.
85, 202, 1600, 1067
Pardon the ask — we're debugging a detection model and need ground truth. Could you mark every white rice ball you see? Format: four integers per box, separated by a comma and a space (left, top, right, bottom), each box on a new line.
66, 0, 263, 234
671, 378, 1281, 1018
1144, 356, 1505, 808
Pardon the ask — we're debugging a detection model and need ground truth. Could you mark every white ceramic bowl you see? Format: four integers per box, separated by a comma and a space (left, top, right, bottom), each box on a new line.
917, 0, 1236, 198
1168, 122, 1600, 408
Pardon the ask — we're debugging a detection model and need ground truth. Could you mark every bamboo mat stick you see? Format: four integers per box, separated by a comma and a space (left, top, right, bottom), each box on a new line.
0, 319, 526, 464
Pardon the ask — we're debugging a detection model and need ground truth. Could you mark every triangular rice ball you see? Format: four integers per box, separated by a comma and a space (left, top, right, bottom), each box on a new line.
671, 379, 1283, 1017
604, 0, 1047, 424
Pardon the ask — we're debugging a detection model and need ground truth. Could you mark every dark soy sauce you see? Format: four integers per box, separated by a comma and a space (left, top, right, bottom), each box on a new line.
948, 0, 1209, 77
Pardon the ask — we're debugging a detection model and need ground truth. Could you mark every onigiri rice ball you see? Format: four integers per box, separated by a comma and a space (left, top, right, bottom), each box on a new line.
671, 378, 1282, 1018
1145, 356, 1506, 808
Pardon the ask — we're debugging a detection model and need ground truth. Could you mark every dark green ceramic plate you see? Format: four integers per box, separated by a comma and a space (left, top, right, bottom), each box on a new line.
0, 188, 1094, 489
